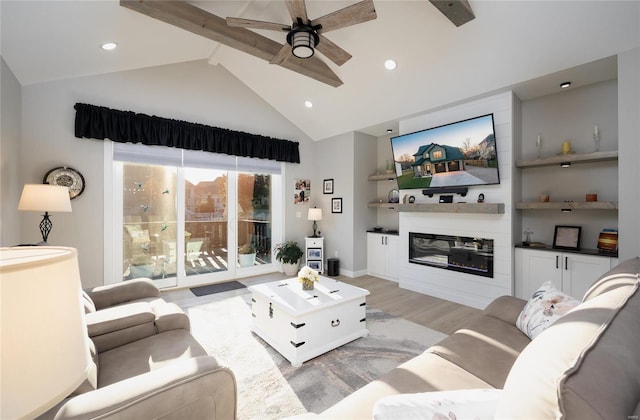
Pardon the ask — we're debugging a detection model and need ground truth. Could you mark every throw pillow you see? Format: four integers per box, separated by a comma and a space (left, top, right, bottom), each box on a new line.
516, 281, 580, 339
373, 389, 503, 420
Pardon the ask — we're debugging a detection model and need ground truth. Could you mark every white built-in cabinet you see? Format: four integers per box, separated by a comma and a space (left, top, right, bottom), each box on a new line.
515, 247, 617, 300
367, 232, 399, 282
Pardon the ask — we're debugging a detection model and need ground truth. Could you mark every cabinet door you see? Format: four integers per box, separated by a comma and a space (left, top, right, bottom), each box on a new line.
385, 235, 399, 282
516, 248, 562, 299
367, 233, 387, 278
562, 254, 612, 299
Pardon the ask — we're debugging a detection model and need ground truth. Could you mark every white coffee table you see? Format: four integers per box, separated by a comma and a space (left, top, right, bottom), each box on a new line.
248, 276, 370, 367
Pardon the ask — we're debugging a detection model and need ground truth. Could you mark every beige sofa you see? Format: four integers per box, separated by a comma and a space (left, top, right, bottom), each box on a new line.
41, 279, 237, 420
312, 257, 640, 419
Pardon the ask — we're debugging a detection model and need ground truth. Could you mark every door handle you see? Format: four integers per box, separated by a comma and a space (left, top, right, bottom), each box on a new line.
331, 319, 340, 327
565, 256, 568, 271
556, 255, 559, 269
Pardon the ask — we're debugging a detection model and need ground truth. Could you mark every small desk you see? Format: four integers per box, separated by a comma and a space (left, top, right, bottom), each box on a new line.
248, 276, 369, 367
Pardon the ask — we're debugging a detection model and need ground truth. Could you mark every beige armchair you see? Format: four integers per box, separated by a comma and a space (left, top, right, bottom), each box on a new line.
82, 278, 189, 352
39, 279, 237, 419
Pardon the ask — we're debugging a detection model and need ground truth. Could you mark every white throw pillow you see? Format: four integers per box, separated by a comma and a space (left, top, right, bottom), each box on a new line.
516, 281, 580, 339
373, 389, 503, 420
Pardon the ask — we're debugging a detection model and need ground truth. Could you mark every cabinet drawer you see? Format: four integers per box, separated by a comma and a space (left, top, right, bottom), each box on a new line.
306, 238, 323, 247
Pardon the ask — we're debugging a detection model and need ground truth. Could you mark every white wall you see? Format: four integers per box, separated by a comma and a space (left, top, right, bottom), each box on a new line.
397, 91, 515, 309
0, 57, 22, 246
19, 60, 314, 287
519, 80, 619, 246
618, 47, 640, 260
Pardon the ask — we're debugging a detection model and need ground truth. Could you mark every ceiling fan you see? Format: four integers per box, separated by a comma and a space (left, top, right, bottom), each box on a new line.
120, 0, 474, 87
225, 0, 377, 67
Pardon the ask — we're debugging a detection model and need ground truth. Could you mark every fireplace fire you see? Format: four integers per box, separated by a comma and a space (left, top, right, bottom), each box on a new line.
409, 232, 494, 278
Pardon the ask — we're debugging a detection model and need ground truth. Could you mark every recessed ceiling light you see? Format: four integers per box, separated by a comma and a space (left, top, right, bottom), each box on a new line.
386, 129, 393, 133
304, 100, 313, 108
560, 81, 571, 89
384, 59, 397, 71
101, 42, 117, 51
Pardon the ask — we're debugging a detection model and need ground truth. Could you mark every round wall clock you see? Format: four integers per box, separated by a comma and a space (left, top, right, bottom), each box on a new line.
43, 166, 85, 199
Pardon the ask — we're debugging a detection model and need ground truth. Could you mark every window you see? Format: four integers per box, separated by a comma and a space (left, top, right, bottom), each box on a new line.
107, 142, 282, 288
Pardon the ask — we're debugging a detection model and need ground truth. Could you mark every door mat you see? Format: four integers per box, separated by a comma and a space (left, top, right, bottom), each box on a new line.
190, 281, 246, 297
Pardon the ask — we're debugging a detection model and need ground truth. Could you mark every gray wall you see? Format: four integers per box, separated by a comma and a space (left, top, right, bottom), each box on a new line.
16, 60, 314, 287
618, 47, 640, 260
0, 57, 22, 246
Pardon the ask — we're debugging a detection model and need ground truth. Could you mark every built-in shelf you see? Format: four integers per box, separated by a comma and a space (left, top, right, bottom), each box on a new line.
515, 201, 618, 210
516, 150, 618, 168
368, 202, 400, 210
368, 173, 397, 181
368, 202, 505, 214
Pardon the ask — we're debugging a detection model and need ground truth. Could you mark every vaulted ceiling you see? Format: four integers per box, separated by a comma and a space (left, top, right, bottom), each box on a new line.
1, 1, 638, 140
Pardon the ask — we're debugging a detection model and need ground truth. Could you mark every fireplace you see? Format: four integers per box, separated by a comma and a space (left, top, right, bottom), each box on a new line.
409, 232, 494, 278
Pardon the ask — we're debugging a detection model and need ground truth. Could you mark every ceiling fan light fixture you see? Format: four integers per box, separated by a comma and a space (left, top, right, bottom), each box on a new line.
287, 22, 320, 59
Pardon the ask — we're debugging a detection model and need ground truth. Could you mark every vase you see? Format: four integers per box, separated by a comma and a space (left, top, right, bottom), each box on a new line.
301, 278, 314, 290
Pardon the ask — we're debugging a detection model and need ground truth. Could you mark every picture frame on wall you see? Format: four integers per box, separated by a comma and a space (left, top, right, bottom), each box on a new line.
323, 179, 334, 194
553, 225, 582, 250
332, 198, 342, 214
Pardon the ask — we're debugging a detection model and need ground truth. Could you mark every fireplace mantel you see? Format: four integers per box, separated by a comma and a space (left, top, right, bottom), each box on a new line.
367, 202, 505, 214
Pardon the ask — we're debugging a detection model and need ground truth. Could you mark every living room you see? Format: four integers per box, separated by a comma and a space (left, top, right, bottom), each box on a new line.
1, 1, 640, 419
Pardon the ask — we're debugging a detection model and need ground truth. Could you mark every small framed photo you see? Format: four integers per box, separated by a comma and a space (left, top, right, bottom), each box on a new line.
307, 260, 323, 272
323, 179, 334, 194
553, 225, 582, 250
332, 197, 342, 214
307, 248, 322, 260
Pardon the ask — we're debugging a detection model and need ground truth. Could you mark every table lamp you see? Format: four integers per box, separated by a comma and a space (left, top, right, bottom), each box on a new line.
308, 207, 322, 238
1, 246, 91, 419
18, 184, 72, 244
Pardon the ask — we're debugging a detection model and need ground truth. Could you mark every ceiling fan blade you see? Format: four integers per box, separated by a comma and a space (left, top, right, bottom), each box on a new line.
270, 43, 292, 65
311, 0, 377, 34
226, 17, 291, 32
428, 0, 475, 27
284, 0, 308, 22
316, 34, 351, 66
120, 0, 342, 87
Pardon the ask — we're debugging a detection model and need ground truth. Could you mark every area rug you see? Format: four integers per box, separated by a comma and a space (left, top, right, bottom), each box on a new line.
183, 294, 447, 420
190, 281, 246, 296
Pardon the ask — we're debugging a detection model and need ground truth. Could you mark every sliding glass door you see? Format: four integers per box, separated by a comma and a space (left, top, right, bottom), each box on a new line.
110, 143, 281, 289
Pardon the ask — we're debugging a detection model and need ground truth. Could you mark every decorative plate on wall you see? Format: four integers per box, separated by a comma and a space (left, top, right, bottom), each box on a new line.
43, 166, 85, 199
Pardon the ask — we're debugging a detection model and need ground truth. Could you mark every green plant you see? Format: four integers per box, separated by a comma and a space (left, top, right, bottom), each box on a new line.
274, 241, 303, 264
238, 243, 256, 254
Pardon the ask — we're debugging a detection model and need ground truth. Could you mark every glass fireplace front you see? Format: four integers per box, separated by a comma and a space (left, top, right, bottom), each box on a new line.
409, 232, 494, 278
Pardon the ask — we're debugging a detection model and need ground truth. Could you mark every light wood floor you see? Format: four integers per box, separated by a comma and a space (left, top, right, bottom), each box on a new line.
338, 275, 482, 335
163, 273, 482, 335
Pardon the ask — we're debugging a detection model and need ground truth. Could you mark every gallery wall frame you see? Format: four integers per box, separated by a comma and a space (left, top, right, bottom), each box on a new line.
323, 179, 334, 194
332, 198, 342, 214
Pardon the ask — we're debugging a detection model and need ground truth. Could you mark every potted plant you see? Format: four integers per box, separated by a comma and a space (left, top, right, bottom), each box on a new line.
274, 241, 304, 276
238, 243, 256, 267
129, 254, 155, 278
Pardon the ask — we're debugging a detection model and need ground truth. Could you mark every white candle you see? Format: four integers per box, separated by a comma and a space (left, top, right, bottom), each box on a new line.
594, 125, 599, 136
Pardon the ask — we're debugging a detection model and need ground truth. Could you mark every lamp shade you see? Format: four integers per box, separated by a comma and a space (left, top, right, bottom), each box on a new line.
18, 184, 72, 212
308, 208, 323, 221
1, 247, 90, 419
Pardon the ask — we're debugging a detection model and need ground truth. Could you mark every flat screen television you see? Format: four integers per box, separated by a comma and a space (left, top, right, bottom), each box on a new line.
390, 113, 500, 192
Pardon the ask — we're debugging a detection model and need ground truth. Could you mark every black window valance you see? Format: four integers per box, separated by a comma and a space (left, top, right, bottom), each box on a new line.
74, 103, 300, 163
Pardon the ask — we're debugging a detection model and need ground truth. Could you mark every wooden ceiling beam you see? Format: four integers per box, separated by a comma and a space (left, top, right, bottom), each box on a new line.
120, 0, 342, 87
428, 0, 475, 27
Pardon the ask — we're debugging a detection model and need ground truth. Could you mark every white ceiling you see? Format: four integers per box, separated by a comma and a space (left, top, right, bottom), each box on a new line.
1, 1, 638, 140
